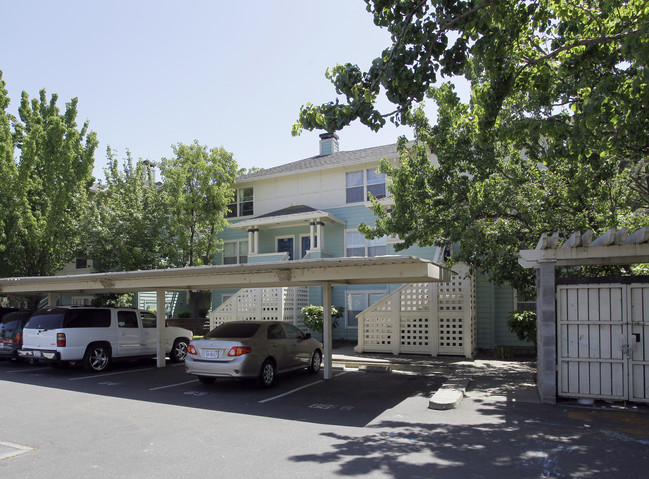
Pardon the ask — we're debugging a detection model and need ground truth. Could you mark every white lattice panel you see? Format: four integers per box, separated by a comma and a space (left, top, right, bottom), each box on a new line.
362, 315, 394, 352
209, 287, 308, 329
399, 316, 431, 354
438, 316, 465, 354
400, 283, 432, 312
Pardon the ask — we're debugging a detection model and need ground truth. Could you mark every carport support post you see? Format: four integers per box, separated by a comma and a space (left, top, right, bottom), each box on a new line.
47, 293, 57, 307
323, 282, 333, 379
156, 289, 166, 368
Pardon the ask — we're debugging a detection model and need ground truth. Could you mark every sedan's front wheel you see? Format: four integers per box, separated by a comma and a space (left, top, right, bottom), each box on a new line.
308, 350, 322, 374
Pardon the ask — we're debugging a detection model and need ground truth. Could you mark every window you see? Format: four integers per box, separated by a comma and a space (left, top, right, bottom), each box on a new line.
346, 292, 385, 328
345, 230, 388, 257
141, 311, 157, 328
346, 169, 387, 204
223, 240, 248, 265
118, 311, 138, 328
226, 187, 254, 218
76, 255, 88, 269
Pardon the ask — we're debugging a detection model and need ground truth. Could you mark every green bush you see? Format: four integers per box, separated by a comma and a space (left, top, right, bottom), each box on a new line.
177, 311, 192, 319
506, 310, 537, 344
301, 305, 345, 334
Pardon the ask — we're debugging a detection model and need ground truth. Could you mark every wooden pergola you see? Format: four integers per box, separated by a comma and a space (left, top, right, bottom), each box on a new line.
519, 227, 649, 403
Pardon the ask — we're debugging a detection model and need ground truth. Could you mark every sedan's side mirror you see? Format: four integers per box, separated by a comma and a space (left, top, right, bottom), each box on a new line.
305, 333, 311, 339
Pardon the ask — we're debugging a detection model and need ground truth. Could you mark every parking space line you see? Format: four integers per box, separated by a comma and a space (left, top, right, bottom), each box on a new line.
69, 367, 154, 380
259, 371, 348, 404
149, 379, 198, 391
5, 367, 51, 374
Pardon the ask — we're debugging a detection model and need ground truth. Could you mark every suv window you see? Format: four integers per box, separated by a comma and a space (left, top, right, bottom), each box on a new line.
118, 311, 138, 328
64, 309, 111, 328
25, 310, 66, 330
141, 311, 157, 328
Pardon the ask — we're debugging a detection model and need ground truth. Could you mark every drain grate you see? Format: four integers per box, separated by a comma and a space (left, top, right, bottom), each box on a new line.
0, 441, 34, 460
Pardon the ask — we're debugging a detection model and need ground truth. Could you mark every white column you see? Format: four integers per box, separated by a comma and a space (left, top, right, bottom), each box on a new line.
323, 283, 333, 379
317, 221, 324, 251
309, 221, 315, 251
47, 293, 57, 307
248, 229, 254, 254
156, 290, 166, 368
254, 229, 259, 255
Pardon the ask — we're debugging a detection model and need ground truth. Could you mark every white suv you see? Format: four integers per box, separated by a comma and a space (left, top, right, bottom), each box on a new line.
18, 307, 193, 372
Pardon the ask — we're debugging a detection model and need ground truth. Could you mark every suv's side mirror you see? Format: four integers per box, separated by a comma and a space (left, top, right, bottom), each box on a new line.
305, 333, 311, 339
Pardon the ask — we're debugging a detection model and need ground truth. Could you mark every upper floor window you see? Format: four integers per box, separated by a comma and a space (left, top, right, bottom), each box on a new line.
345, 230, 388, 257
223, 240, 248, 265
226, 187, 254, 218
346, 169, 386, 204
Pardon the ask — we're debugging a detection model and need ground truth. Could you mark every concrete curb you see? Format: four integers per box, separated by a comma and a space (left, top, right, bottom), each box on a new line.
429, 378, 471, 410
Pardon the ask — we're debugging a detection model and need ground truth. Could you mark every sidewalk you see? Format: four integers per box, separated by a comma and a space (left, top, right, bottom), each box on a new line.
331, 343, 540, 407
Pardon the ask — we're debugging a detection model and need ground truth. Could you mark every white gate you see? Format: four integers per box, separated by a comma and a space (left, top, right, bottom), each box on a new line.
557, 282, 649, 403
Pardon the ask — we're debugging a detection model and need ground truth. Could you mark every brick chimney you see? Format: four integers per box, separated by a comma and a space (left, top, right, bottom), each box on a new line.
319, 132, 339, 156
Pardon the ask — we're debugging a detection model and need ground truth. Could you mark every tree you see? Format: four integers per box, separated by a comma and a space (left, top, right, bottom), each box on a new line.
301, 305, 345, 334
159, 141, 239, 322
0, 71, 98, 306
294, 1, 648, 292
87, 148, 170, 272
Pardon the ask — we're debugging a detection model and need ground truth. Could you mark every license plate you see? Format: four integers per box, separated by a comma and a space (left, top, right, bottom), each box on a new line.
204, 350, 220, 359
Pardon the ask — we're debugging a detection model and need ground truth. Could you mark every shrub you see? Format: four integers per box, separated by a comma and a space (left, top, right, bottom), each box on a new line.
506, 310, 537, 344
301, 305, 345, 334
177, 311, 192, 319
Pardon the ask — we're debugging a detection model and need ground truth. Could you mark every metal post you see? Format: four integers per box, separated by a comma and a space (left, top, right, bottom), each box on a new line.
156, 289, 166, 368
323, 282, 333, 379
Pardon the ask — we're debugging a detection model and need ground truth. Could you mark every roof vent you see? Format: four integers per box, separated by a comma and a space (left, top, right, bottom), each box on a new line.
319, 132, 339, 156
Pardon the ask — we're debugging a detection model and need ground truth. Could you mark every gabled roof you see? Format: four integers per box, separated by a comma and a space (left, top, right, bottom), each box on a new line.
236, 143, 403, 183
230, 205, 346, 231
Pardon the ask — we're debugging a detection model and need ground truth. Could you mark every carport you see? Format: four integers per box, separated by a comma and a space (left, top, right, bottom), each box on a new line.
0, 256, 451, 379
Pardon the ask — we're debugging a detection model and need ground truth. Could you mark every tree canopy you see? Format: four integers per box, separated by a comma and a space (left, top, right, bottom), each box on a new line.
0, 71, 98, 280
294, 0, 649, 292
159, 141, 239, 268
87, 149, 169, 272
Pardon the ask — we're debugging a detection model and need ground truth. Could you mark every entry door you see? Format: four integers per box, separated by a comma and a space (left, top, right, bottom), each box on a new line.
277, 237, 294, 260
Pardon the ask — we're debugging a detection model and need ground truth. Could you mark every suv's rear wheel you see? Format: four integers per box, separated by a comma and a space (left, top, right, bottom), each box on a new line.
82, 343, 112, 373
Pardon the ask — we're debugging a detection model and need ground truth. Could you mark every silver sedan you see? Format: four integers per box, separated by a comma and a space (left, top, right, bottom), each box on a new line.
185, 320, 323, 387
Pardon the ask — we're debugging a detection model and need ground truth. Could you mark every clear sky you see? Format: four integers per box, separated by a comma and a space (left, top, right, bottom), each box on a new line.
2, 0, 435, 181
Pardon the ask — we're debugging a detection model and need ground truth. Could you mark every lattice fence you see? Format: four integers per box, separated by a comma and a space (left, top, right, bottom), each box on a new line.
357, 264, 475, 357
208, 287, 310, 331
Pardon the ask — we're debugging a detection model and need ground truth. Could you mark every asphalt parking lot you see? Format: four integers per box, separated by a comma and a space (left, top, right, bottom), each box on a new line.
2, 358, 649, 478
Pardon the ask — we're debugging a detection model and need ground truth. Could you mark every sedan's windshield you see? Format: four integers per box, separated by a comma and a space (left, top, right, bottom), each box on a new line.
205, 323, 260, 339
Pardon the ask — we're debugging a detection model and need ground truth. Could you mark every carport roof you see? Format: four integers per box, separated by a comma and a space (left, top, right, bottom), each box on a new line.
0, 256, 451, 295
